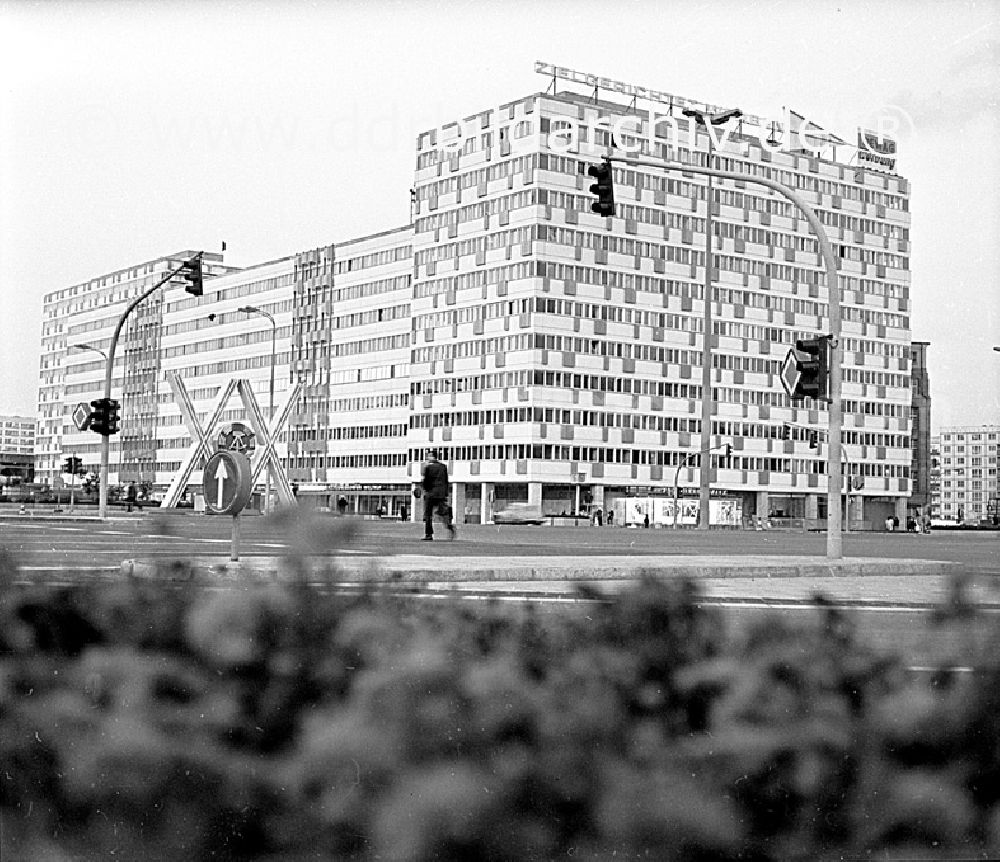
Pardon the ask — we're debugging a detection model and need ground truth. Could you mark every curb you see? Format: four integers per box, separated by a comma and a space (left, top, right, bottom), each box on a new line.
112, 555, 961, 583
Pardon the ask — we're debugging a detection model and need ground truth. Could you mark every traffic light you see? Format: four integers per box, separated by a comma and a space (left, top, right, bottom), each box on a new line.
179, 256, 203, 296
106, 398, 121, 435
809, 431, 819, 449
781, 423, 790, 440
791, 335, 831, 401
587, 161, 615, 217
90, 399, 107, 435
89, 398, 121, 436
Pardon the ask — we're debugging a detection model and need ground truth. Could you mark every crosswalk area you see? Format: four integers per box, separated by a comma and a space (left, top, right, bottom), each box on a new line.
1, 518, 378, 581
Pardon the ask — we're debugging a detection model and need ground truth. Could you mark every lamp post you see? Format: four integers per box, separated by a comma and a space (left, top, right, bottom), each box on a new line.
238, 305, 276, 514
96, 254, 204, 520
609, 155, 844, 559
682, 106, 742, 531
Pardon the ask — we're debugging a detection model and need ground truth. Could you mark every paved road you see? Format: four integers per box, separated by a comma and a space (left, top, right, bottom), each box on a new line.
2, 511, 997, 571
3, 512, 997, 671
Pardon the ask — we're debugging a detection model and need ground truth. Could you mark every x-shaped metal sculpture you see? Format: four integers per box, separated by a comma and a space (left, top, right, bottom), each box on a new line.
162, 371, 301, 509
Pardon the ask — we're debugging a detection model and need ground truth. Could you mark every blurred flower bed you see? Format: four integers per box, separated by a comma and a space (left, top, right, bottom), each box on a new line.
2, 543, 999, 861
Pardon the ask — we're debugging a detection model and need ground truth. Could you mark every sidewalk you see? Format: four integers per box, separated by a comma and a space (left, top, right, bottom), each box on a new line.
100, 553, 998, 608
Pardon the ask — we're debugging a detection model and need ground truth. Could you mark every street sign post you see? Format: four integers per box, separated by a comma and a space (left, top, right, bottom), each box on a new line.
203, 449, 253, 562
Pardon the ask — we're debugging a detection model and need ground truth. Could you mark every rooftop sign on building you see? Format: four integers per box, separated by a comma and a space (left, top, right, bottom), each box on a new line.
857, 129, 897, 172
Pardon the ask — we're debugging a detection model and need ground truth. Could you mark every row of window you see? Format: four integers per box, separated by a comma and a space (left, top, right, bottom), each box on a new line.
414, 188, 540, 233
287, 424, 407, 442
333, 245, 411, 275
332, 333, 410, 359
595, 146, 908, 212
542, 186, 907, 249
331, 274, 411, 303
415, 153, 536, 202
332, 303, 410, 330
163, 331, 290, 360
712, 420, 910, 450
413, 293, 703, 334
326, 364, 403, 386
843, 368, 909, 389
411, 441, 911, 477
416, 225, 535, 267
414, 261, 535, 299
166, 272, 294, 316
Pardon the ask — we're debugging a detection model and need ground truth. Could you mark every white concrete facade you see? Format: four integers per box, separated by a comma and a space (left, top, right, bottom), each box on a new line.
934, 426, 1000, 524
35, 81, 915, 525
407, 89, 913, 524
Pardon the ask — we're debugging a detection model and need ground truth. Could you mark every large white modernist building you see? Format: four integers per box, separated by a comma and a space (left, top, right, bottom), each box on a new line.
933, 426, 1000, 525
36, 67, 914, 526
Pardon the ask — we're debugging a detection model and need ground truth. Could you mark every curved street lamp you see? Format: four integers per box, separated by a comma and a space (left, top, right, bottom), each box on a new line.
682, 106, 742, 531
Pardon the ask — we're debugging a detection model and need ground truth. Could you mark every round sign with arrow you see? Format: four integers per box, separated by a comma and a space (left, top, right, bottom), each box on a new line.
203, 449, 252, 515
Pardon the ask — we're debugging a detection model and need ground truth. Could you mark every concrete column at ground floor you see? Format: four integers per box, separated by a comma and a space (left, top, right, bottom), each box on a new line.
895, 496, 908, 523
846, 494, 864, 527
805, 493, 819, 524
481, 482, 494, 524
755, 490, 769, 517
528, 482, 542, 508
453, 482, 467, 524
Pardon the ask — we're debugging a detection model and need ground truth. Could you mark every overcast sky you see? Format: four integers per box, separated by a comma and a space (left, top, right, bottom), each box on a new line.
1, 0, 998, 432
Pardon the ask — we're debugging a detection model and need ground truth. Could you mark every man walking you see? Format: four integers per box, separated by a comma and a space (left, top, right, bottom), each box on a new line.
421, 450, 455, 541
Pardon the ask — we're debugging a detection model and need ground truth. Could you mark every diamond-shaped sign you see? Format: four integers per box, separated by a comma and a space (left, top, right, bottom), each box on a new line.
72, 401, 92, 431
780, 349, 802, 398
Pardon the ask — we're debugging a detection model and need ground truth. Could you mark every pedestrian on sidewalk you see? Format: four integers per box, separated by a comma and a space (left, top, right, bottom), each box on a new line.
126, 482, 137, 513
420, 450, 455, 541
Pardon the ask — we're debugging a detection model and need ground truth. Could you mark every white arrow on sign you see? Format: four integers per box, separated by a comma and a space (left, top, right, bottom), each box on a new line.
215, 458, 228, 509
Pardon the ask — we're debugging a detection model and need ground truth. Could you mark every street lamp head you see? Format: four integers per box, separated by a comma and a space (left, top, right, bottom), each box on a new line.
683, 106, 742, 126
71, 343, 107, 358
710, 108, 742, 125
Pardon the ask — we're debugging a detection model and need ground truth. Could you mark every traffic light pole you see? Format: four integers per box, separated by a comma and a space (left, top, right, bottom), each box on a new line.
97, 256, 201, 520
608, 156, 844, 559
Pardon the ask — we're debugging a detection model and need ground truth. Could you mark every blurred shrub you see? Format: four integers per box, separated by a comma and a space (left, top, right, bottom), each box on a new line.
2, 532, 998, 860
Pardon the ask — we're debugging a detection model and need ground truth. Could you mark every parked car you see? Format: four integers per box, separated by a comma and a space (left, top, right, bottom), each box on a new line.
493, 502, 545, 525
